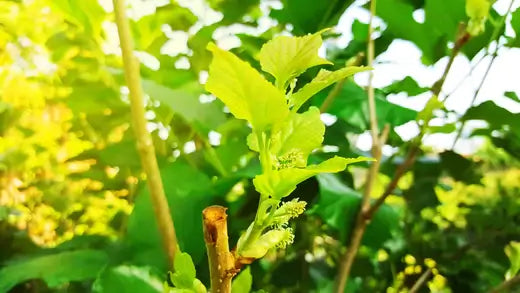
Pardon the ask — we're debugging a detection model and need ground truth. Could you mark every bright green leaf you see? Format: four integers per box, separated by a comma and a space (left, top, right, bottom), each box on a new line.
466, 0, 491, 36
427, 123, 457, 134
417, 95, 443, 123
170, 252, 197, 288
231, 267, 253, 293
253, 156, 373, 198
206, 43, 288, 131
290, 66, 370, 110
259, 31, 332, 89
506, 241, 520, 279
271, 107, 325, 166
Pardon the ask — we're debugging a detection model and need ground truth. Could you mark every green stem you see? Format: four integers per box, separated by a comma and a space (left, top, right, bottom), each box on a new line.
237, 197, 278, 255
112, 0, 177, 267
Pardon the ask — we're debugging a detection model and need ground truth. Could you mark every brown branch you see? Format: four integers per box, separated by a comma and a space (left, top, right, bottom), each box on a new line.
334, 1, 382, 290
203, 206, 238, 293
365, 143, 419, 218
409, 268, 433, 293
436, 23, 470, 100
335, 17, 471, 293
113, 0, 177, 267
335, 124, 388, 292
489, 274, 520, 293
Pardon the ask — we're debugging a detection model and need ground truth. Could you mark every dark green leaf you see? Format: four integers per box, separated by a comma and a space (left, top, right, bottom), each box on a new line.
310, 173, 399, 247
312, 81, 417, 131
463, 101, 520, 132
270, 0, 355, 35
505, 91, 520, 103
383, 76, 429, 96
440, 150, 482, 184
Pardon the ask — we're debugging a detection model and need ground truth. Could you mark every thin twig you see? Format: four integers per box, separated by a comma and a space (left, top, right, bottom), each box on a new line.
451, 0, 515, 149
489, 274, 520, 293
335, 16, 472, 293
366, 26, 471, 217
450, 52, 497, 149
334, 1, 381, 290
113, 0, 177, 267
437, 23, 471, 101
409, 268, 432, 293
203, 206, 237, 293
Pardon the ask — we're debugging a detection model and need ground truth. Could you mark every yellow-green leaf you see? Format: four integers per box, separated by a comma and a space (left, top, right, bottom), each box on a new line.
270, 107, 325, 167
466, 0, 491, 36
290, 66, 371, 111
206, 43, 288, 131
253, 156, 373, 198
506, 241, 520, 279
259, 31, 332, 89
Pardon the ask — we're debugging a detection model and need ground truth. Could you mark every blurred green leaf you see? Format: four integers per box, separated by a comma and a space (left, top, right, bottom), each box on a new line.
93, 266, 163, 293
0, 250, 108, 292
383, 76, 429, 97
312, 81, 418, 131
310, 173, 399, 247
270, 0, 355, 34
505, 241, 520, 279
143, 79, 226, 135
51, 0, 105, 37
463, 101, 520, 132
126, 161, 214, 269
440, 151, 482, 184
207, 0, 259, 23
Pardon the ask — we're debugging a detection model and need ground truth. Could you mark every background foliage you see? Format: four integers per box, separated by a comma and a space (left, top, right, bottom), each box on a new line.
0, 0, 519, 292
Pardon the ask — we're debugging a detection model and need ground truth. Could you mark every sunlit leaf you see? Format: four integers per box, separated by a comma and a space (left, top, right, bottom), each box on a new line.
259, 31, 332, 89
253, 156, 373, 198
290, 66, 370, 110
466, 0, 491, 36
271, 107, 325, 166
506, 241, 520, 279
206, 43, 288, 131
